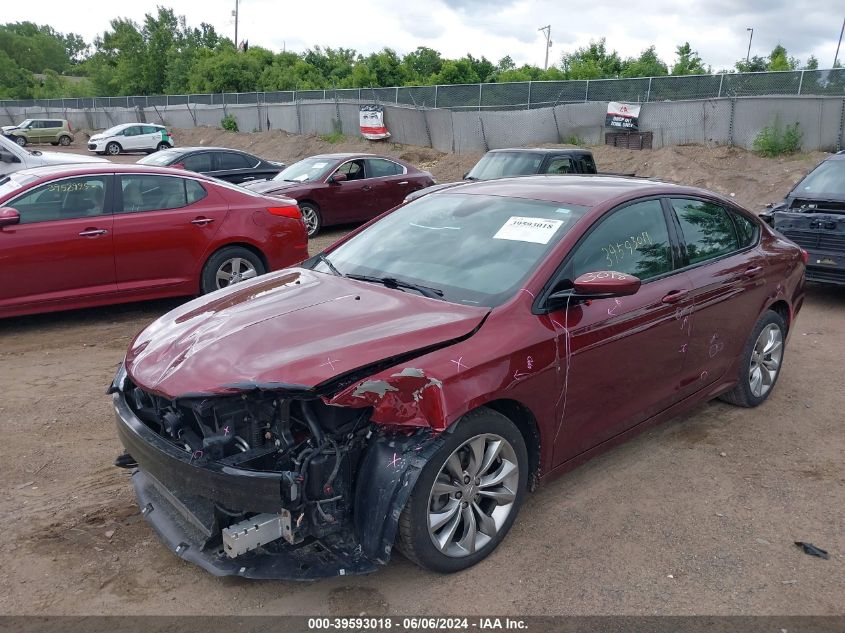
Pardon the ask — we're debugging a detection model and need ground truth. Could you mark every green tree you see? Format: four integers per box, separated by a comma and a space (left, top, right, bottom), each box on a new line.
766, 44, 798, 71
402, 47, 443, 83
735, 55, 768, 72
803, 55, 818, 70
561, 38, 623, 79
671, 43, 708, 75
621, 46, 668, 78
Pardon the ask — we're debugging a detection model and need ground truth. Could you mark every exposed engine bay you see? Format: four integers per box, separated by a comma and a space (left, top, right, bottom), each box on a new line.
112, 372, 441, 579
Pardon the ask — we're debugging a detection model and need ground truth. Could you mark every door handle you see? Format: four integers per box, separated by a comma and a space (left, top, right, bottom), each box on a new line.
242, 176, 255, 181
398, 181, 409, 186
78, 228, 107, 237
191, 217, 214, 226
743, 266, 763, 278
661, 289, 689, 304
362, 185, 372, 192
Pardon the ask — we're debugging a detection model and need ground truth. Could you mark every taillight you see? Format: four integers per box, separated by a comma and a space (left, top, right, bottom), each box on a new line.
801, 249, 809, 264
171, 162, 186, 170
267, 206, 302, 219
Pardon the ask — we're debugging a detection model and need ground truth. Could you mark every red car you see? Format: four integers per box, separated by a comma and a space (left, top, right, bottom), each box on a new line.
243, 153, 435, 236
0, 164, 308, 318
111, 176, 805, 579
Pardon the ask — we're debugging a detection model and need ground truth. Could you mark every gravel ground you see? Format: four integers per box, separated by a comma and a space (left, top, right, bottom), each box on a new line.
0, 139, 842, 615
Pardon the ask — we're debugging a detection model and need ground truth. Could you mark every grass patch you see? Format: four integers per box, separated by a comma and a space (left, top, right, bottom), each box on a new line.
220, 114, 238, 132
319, 131, 346, 144
753, 118, 801, 157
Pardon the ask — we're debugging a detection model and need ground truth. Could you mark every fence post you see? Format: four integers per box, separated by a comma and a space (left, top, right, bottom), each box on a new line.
717, 74, 724, 98
646, 77, 652, 102
584, 80, 589, 102
797, 70, 805, 95
527, 81, 532, 110
478, 83, 482, 111
434, 85, 438, 109
395, 86, 399, 104
728, 97, 737, 146
837, 98, 845, 152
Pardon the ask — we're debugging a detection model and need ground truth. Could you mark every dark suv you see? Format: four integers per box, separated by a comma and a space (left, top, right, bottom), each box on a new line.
761, 152, 845, 285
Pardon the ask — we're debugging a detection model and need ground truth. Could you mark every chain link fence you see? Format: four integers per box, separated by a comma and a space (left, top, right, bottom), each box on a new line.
2, 69, 843, 111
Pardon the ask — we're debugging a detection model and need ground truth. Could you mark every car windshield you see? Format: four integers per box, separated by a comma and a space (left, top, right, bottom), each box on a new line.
16, 119, 32, 129
101, 125, 126, 136
319, 193, 589, 307
272, 158, 334, 182
466, 152, 545, 180
138, 151, 180, 166
794, 160, 845, 198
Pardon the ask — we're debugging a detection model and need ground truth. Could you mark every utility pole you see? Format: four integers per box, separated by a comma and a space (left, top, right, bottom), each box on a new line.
233, 0, 239, 49
538, 25, 552, 70
746, 27, 753, 63
834, 17, 845, 67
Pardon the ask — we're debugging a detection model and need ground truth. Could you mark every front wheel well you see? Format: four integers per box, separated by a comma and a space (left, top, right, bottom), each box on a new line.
767, 300, 791, 334
483, 399, 541, 490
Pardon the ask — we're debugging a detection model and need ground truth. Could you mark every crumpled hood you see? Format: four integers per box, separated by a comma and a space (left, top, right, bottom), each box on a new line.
125, 268, 489, 399
243, 179, 303, 195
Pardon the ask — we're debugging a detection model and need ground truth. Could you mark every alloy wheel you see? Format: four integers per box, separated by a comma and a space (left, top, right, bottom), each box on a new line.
215, 257, 258, 289
427, 434, 519, 558
301, 206, 319, 236
749, 323, 783, 398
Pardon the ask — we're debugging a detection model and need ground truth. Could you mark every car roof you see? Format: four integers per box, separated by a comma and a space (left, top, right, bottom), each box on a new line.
486, 147, 592, 156
437, 175, 732, 208
11, 163, 216, 181
306, 153, 399, 161
162, 147, 254, 154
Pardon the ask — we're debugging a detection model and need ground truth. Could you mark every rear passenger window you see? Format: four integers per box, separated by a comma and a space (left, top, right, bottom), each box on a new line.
544, 157, 574, 174
218, 152, 253, 169
571, 199, 673, 280
366, 158, 403, 177
119, 175, 201, 212
141, 125, 159, 134
731, 211, 758, 248
671, 199, 739, 264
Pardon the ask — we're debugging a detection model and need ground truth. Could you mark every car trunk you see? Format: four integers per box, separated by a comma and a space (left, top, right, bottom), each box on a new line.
774, 200, 845, 285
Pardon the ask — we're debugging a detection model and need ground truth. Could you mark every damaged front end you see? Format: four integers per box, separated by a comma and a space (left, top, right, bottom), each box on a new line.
110, 367, 443, 579
767, 199, 845, 285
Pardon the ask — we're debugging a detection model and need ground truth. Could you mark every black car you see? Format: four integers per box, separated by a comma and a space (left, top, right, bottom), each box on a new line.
761, 151, 845, 285
404, 148, 599, 202
138, 147, 284, 184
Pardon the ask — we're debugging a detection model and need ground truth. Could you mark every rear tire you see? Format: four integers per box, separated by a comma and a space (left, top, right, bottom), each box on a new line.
156, 142, 170, 152
200, 246, 266, 294
106, 142, 121, 156
395, 407, 528, 573
59, 135, 72, 146
299, 202, 321, 237
719, 310, 786, 408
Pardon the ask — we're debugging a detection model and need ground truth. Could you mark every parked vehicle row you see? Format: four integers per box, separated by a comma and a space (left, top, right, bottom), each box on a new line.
0, 133, 108, 177
88, 123, 174, 155
139, 147, 285, 184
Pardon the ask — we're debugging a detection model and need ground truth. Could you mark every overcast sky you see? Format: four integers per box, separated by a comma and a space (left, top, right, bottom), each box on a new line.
6, 0, 845, 71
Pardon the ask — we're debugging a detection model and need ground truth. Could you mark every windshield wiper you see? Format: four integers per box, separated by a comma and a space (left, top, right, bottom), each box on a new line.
464, 175, 479, 181
316, 253, 343, 277
347, 274, 444, 299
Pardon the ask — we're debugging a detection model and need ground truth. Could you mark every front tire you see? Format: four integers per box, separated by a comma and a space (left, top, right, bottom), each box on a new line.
14, 136, 26, 147
200, 246, 265, 294
299, 202, 322, 237
719, 310, 786, 408
105, 142, 121, 156
396, 407, 528, 573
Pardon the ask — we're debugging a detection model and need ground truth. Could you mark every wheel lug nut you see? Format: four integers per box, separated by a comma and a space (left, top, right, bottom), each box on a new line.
461, 501, 468, 509
475, 477, 481, 485
464, 475, 471, 484
455, 491, 462, 499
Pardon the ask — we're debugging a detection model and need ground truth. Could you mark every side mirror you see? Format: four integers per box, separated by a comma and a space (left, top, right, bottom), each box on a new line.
329, 172, 347, 184
545, 271, 641, 310
0, 207, 21, 228
573, 271, 641, 297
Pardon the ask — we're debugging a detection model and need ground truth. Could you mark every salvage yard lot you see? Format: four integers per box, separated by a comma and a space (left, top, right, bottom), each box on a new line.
0, 135, 843, 615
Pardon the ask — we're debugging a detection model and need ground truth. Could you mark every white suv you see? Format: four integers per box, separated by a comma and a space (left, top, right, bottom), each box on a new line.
87, 123, 174, 155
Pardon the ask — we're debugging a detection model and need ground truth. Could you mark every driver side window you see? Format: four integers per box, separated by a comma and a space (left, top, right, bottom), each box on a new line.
570, 199, 674, 281
335, 160, 366, 180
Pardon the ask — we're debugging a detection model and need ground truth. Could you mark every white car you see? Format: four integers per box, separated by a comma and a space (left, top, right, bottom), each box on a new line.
87, 123, 174, 156
0, 133, 107, 177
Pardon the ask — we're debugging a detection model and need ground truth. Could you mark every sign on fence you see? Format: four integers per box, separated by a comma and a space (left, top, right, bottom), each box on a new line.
606, 102, 640, 130
359, 104, 390, 140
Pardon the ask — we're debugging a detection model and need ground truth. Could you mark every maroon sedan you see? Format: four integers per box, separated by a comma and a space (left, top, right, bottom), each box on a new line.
111, 176, 805, 579
243, 153, 435, 236
0, 164, 308, 318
